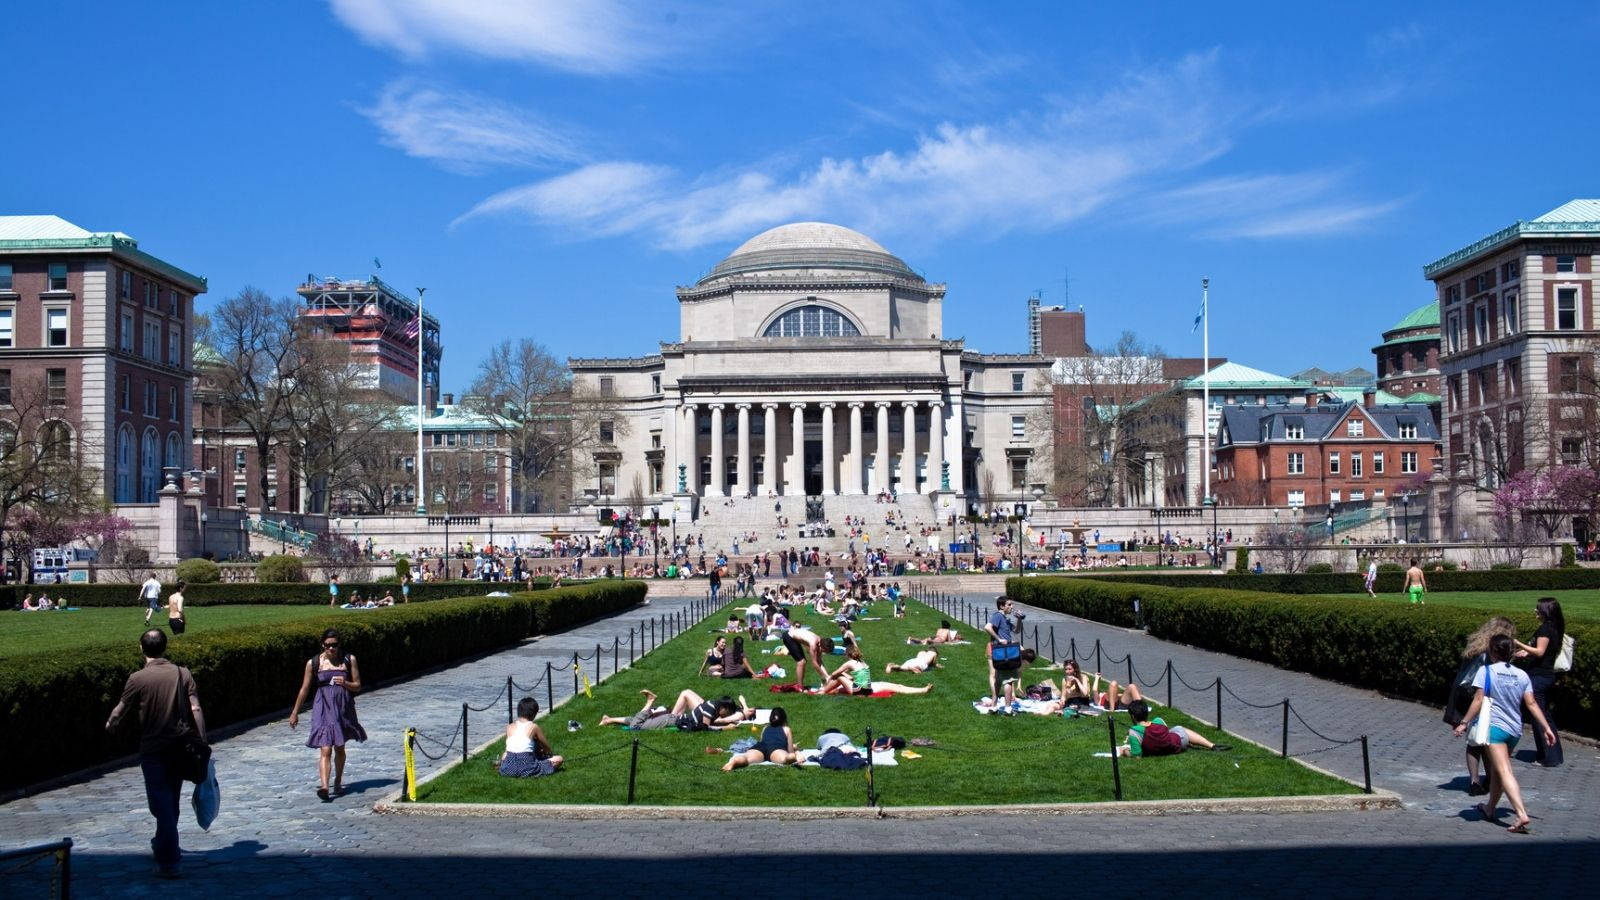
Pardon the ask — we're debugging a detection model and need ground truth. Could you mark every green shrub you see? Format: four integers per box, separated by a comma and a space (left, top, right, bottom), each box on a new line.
1078, 567, 1600, 595
0, 579, 555, 608
1376, 563, 1404, 573
174, 558, 221, 584
0, 580, 646, 790
394, 557, 411, 581
1007, 576, 1598, 738
1562, 544, 1578, 568
1430, 560, 1459, 571
1490, 562, 1520, 570
1304, 563, 1334, 574
1233, 547, 1249, 573
256, 555, 306, 583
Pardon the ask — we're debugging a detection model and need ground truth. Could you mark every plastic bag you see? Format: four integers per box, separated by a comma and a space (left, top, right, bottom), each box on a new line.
191, 759, 220, 830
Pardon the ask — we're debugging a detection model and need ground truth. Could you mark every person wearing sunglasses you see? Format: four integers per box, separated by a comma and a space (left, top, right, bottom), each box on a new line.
289, 628, 367, 801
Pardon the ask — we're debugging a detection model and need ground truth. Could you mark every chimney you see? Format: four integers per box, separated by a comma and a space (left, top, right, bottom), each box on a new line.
1305, 391, 1318, 409
441, 392, 454, 406
1362, 389, 1376, 409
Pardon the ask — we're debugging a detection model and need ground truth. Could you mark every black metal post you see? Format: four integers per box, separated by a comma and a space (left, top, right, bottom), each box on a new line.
614, 637, 619, 675
1070, 637, 1078, 662
572, 654, 580, 698
1215, 678, 1222, 730
461, 703, 469, 765
1361, 735, 1372, 794
1165, 660, 1173, 709
1032, 624, 1039, 653
865, 726, 877, 807
595, 643, 603, 681
650, 617, 655, 650
506, 676, 514, 723
546, 662, 554, 714
1050, 626, 1057, 662
1281, 699, 1290, 758
1095, 640, 1102, 674
1126, 655, 1133, 685
630, 628, 635, 663
627, 738, 639, 804
1107, 715, 1123, 800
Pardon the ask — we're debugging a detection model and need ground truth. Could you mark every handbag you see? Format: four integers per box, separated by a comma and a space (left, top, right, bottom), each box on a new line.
165, 667, 212, 784
1553, 634, 1575, 673
1467, 665, 1494, 747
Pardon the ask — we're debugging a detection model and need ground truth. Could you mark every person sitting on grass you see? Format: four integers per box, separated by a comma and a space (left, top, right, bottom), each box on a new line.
821, 645, 933, 696
907, 621, 960, 645
498, 697, 563, 777
723, 707, 796, 771
700, 636, 727, 677
597, 689, 755, 731
19, 593, 36, 611
1040, 659, 1095, 713
781, 623, 834, 689
728, 614, 747, 635
720, 636, 757, 679
1091, 672, 1143, 711
1117, 700, 1228, 756
885, 649, 941, 675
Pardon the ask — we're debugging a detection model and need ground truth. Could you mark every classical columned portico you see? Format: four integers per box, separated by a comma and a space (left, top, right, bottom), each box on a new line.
734, 403, 751, 497
707, 404, 725, 497
900, 401, 917, 495
846, 402, 864, 495
761, 403, 778, 495
787, 403, 805, 497
874, 402, 892, 494
820, 402, 837, 495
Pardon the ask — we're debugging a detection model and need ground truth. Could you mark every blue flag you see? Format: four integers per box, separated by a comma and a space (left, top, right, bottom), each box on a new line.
1192, 295, 1206, 332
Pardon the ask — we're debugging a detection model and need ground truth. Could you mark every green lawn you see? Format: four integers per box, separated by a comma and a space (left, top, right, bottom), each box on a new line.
0, 605, 368, 660
419, 597, 1357, 807
1315, 589, 1600, 621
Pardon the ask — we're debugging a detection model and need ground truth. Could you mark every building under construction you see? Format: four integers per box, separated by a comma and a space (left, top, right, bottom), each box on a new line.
296, 274, 441, 405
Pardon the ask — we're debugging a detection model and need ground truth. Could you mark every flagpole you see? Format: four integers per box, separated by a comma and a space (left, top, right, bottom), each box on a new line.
1201, 277, 1210, 505
415, 287, 427, 517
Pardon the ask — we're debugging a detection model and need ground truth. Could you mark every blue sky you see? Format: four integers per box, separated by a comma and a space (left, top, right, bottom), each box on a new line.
5, 1, 1598, 388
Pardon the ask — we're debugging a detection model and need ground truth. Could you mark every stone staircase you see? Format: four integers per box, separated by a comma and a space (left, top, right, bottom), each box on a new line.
683, 493, 946, 557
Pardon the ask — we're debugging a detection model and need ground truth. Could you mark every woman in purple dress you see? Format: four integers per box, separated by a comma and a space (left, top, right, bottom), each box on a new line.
290, 628, 367, 801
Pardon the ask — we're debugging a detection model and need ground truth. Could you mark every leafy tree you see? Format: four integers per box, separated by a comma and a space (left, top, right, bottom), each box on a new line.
0, 372, 104, 582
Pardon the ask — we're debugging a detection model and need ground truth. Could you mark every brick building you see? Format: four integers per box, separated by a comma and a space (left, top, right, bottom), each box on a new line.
296, 275, 440, 405
1213, 396, 1441, 507
0, 215, 204, 504
1372, 301, 1442, 400
1423, 198, 1600, 539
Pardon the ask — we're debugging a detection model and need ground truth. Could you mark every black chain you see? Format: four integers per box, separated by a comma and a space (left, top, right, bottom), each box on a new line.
1129, 660, 1167, 688
1288, 703, 1363, 745
511, 673, 545, 693
1173, 669, 1219, 692
1220, 681, 1285, 710
465, 682, 509, 712
552, 741, 634, 766
635, 741, 727, 771
411, 722, 463, 761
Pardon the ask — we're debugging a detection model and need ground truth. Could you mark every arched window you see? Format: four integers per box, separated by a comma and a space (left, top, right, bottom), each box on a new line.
762, 304, 861, 338
115, 425, 134, 502
0, 422, 17, 460
164, 431, 182, 472
140, 429, 159, 502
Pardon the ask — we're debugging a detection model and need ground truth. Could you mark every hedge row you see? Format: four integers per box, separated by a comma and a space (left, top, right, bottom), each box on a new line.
1086, 567, 1600, 598
0, 580, 646, 791
0, 580, 557, 608
1005, 577, 1597, 738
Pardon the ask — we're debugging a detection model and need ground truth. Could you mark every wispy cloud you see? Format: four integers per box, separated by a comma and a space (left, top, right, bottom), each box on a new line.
1142, 171, 1408, 238
360, 81, 582, 173
328, 0, 689, 74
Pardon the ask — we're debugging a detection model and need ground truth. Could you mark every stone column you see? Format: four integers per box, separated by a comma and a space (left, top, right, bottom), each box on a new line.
900, 401, 918, 495
665, 399, 678, 494
927, 399, 945, 493
708, 404, 725, 497
948, 398, 965, 498
788, 403, 806, 497
735, 403, 751, 497
846, 402, 865, 495
820, 402, 837, 496
683, 404, 699, 494
874, 401, 892, 494
762, 402, 778, 496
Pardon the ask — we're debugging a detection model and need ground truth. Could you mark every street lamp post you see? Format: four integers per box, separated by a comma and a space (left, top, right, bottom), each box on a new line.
1327, 503, 1337, 543
1401, 494, 1410, 543
1153, 506, 1162, 568
199, 510, 208, 560
652, 505, 660, 574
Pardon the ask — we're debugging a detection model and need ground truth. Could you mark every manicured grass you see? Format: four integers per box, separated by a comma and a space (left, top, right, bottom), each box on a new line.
419, 597, 1357, 807
0, 605, 377, 660
1314, 589, 1600, 621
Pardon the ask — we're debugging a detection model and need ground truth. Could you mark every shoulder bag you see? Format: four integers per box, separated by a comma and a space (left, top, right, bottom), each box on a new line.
1467, 666, 1494, 747
1553, 634, 1575, 673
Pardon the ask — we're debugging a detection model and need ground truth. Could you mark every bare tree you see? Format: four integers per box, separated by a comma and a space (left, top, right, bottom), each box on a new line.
465, 339, 620, 513
0, 371, 104, 582
1255, 522, 1318, 574
199, 288, 309, 515
285, 340, 405, 514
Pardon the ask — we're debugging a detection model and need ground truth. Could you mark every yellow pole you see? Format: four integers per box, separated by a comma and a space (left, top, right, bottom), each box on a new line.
404, 727, 417, 801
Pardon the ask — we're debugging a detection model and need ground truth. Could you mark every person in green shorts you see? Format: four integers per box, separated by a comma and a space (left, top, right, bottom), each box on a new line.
1404, 558, 1427, 605
821, 645, 932, 695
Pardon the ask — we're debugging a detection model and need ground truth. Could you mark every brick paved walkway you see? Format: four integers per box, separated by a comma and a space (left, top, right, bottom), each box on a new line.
3, 586, 1597, 898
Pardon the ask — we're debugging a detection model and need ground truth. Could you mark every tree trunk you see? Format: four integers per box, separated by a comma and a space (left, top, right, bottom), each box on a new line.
256, 437, 273, 516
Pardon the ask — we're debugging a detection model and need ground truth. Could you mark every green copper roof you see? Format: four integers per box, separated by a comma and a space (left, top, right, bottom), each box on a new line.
0, 215, 207, 291
1389, 301, 1438, 332
1372, 333, 1438, 351
1423, 199, 1600, 278
1399, 391, 1441, 404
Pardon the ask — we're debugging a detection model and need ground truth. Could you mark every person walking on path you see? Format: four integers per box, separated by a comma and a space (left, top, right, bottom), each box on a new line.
1445, 617, 1517, 795
1364, 557, 1379, 597
289, 628, 367, 801
139, 572, 164, 625
1403, 558, 1427, 605
166, 581, 187, 635
1453, 633, 1556, 833
1514, 598, 1566, 767
105, 629, 207, 879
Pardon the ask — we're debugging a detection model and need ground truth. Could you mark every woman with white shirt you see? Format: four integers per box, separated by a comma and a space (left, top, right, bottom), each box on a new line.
499, 697, 563, 777
1453, 634, 1555, 833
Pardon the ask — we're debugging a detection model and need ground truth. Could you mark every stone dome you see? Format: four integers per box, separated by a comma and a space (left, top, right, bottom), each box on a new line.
700, 222, 919, 284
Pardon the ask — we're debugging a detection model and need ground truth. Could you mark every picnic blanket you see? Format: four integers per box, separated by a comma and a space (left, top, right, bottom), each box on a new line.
972, 698, 1105, 717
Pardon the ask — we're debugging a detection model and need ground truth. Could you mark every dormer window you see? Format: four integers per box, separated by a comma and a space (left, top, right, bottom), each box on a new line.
1285, 424, 1304, 440
1347, 419, 1364, 437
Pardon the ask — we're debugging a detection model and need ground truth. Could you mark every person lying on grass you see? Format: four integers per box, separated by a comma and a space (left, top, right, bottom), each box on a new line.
1116, 700, 1229, 756
700, 636, 727, 677
498, 697, 563, 777
906, 621, 961, 645
821, 645, 933, 696
596, 689, 755, 731
723, 707, 796, 771
885, 649, 941, 675
780, 623, 834, 689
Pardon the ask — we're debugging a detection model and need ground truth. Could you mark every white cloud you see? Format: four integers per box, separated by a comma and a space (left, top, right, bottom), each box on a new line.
360, 81, 581, 173
328, 0, 678, 74
453, 52, 1403, 246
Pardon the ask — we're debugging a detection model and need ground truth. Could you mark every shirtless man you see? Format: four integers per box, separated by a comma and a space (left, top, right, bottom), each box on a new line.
1403, 558, 1427, 605
781, 624, 834, 689
907, 620, 960, 646
885, 649, 940, 674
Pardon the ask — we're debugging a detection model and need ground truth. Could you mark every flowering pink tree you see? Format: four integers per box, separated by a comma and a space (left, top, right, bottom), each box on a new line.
1491, 465, 1600, 540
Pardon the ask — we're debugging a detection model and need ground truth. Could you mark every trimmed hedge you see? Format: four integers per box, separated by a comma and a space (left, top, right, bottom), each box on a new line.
256, 554, 306, 582
0, 580, 646, 791
174, 558, 221, 584
1006, 576, 1598, 738
0, 579, 558, 608
1079, 567, 1600, 598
